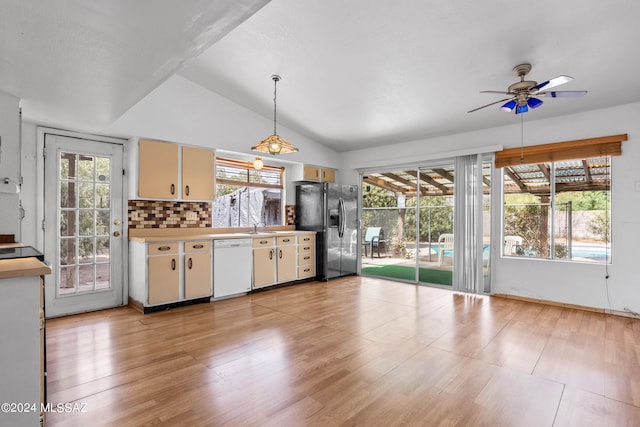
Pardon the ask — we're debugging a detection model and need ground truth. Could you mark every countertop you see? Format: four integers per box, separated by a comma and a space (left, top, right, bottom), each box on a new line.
129, 228, 317, 243
0, 243, 51, 279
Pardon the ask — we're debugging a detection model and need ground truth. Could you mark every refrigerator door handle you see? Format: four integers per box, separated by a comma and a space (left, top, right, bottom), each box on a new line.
338, 197, 345, 238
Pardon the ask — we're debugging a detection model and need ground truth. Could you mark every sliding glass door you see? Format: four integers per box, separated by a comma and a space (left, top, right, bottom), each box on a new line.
360, 156, 492, 293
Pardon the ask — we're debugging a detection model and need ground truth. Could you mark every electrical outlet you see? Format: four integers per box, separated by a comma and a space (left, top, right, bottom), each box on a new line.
186, 211, 198, 221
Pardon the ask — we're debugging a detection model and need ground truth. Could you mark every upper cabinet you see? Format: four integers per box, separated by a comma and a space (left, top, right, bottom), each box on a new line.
182, 146, 215, 200
138, 139, 215, 200
302, 165, 336, 183
139, 139, 179, 198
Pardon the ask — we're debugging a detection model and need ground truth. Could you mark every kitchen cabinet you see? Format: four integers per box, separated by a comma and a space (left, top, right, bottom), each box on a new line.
276, 236, 297, 283
0, 265, 50, 427
252, 234, 316, 289
302, 165, 336, 183
129, 240, 212, 311
253, 237, 276, 289
138, 139, 179, 199
182, 146, 215, 200
184, 241, 212, 299
297, 234, 316, 279
138, 139, 215, 200
147, 243, 180, 305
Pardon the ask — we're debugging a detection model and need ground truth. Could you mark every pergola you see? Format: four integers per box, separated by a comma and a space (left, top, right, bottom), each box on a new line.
362, 157, 610, 197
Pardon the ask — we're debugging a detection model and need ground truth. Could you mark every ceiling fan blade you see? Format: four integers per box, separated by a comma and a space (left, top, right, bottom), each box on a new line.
480, 90, 514, 95
538, 90, 588, 98
533, 75, 573, 91
467, 97, 514, 113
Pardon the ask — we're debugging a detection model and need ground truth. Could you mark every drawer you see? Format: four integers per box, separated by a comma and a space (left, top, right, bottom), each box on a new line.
298, 242, 314, 254
298, 234, 316, 245
298, 252, 315, 266
253, 237, 275, 248
184, 240, 211, 253
298, 264, 316, 279
276, 236, 295, 246
148, 243, 179, 255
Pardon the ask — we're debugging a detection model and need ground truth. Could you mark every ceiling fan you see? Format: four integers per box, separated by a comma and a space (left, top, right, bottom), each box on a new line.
468, 63, 587, 114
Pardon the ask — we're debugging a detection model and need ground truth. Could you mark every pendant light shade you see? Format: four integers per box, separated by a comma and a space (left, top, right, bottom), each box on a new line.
252, 75, 298, 155
253, 157, 264, 170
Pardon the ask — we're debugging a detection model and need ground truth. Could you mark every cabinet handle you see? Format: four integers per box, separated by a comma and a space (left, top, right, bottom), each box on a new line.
304, 256, 310, 260
303, 246, 310, 251
158, 246, 171, 251
303, 237, 310, 241
260, 240, 268, 244
188, 257, 192, 269
185, 185, 190, 196
171, 258, 176, 270
304, 268, 310, 272
322, 169, 326, 180
269, 249, 273, 260
192, 244, 204, 249
279, 249, 283, 259
283, 238, 290, 243
171, 183, 175, 195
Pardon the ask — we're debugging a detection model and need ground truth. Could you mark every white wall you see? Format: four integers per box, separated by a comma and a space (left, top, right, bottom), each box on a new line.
338, 102, 640, 313
107, 75, 341, 203
0, 90, 21, 240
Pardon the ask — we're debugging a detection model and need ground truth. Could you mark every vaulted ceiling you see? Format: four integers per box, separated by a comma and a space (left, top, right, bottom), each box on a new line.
2, 0, 640, 153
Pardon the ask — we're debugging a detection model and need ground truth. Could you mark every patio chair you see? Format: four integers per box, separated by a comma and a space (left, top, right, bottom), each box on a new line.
363, 227, 388, 258
437, 233, 454, 265
504, 235, 523, 256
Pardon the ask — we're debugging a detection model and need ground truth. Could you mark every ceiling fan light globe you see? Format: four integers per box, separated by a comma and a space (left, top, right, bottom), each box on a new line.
528, 97, 543, 109
516, 104, 528, 114
501, 100, 517, 112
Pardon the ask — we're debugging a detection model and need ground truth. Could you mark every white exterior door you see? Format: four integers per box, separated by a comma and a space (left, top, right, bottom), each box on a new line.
43, 133, 125, 317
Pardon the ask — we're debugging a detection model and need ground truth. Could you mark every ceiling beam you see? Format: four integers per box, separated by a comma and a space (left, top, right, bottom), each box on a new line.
504, 167, 528, 192
405, 170, 452, 195
582, 160, 593, 183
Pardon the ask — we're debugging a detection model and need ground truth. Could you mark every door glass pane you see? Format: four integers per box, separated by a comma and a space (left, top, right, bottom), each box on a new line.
79, 211, 94, 235
60, 181, 76, 208
59, 238, 76, 265
78, 237, 94, 263
96, 184, 110, 208
79, 155, 94, 181
60, 211, 76, 236
60, 153, 77, 180
59, 266, 77, 295
96, 210, 110, 235
417, 166, 454, 286
79, 182, 94, 208
361, 170, 416, 282
96, 157, 110, 183
78, 264, 95, 292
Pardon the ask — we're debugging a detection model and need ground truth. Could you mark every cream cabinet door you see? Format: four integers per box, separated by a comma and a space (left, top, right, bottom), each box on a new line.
277, 245, 297, 283
184, 252, 212, 299
148, 255, 180, 304
182, 146, 215, 200
303, 165, 321, 181
321, 168, 336, 182
253, 247, 276, 288
138, 139, 179, 198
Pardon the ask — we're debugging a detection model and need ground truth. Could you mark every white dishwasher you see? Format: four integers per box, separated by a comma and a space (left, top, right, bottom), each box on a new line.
213, 239, 253, 299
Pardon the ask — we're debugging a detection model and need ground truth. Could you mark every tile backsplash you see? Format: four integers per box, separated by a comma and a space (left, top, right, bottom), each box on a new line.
128, 200, 212, 229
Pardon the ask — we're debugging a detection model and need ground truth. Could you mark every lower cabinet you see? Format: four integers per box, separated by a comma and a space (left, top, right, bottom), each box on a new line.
276, 236, 297, 283
252, 233, 317, 289
253, 238, 276, 289
148, 253, 180, 304
129, 240, 212, 310
184, 241, 212, 299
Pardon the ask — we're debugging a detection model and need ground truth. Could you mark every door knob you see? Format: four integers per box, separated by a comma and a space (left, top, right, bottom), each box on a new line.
113, 231, 121, 237
114, 219, 121, 226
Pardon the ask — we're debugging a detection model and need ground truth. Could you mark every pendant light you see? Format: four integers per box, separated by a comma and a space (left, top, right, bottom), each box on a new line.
252, 75, 298, 155
253, 157, 264, 170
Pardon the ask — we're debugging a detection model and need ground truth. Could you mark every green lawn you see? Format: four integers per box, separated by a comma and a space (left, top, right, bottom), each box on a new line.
361, 264, 452, 286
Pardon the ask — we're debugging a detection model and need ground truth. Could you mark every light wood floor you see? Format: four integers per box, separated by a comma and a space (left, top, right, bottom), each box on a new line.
45, 276, 640, 426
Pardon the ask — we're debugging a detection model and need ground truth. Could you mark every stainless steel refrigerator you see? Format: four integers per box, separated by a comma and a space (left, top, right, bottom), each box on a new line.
295, 182, 358, 281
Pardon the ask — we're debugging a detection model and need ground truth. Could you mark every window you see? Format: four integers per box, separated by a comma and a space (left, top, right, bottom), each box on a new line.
502, 157, 610, 263
213, 157, 284, 227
